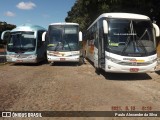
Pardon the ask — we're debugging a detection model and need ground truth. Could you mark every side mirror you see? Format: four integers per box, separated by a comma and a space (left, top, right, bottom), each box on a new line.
79, 31, 82, 42
153, 23, 160, 37
34, 31, 37, 39
103, 20, 108, 34
42, 32, 47, 41
1, 30, 10, 41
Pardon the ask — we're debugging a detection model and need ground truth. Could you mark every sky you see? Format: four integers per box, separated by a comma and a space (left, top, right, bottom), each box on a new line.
0, 0, 76, 28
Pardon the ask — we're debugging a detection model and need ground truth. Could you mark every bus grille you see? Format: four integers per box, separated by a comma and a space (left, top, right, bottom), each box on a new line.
118, 62, 152, 66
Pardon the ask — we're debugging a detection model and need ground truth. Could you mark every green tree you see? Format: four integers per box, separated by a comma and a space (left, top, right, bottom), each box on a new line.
0, 21, 16, 44
65, 0, 160, 31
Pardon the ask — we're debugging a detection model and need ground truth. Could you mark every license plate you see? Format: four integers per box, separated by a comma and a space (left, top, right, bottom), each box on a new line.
60, 58, 65, 61
130, 68, 139, 72
17, 60, 23, 62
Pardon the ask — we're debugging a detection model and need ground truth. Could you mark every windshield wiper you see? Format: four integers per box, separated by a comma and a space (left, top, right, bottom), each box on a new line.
121, 21, 134, 55
133, 29, 149, 55
139, 29, 147, 40
64, 39, 72, 51
54, 42, 61, 51
121, 21, 147, 55
121, 36, 131, 55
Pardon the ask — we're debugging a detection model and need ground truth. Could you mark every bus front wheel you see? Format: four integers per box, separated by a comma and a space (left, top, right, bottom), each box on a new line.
95, 67, 101, 75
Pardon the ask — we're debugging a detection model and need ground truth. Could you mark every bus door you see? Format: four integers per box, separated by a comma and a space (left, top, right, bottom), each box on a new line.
94, 23, 105, 69
98, 37, 105, 69
94, 34, 105, 69
94, 39, 98, 68
93, 24, 99, 68
96, 21, 106, 69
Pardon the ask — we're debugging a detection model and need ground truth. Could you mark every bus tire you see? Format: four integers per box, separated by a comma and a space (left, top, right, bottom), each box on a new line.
77, 56, 84, 66
95, 67, 101, 75
49, 62, 54, 66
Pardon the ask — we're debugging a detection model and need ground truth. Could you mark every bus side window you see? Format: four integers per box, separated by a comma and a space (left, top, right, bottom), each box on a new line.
94, 35, 98, 48
94, 24, 98, 48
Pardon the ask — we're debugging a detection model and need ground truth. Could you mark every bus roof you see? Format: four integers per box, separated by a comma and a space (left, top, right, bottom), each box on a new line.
49, 22, 79, 26
88, 13, 150, 30
11, 24, 46, 32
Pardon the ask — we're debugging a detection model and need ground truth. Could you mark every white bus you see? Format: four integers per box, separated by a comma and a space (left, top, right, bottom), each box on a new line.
1, 24, 47, 63
42, 22, 82, 64
83, 13, 160, 73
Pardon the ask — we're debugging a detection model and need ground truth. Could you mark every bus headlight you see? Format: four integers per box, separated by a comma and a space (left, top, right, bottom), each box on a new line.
27, 55, 37, 59
148, 58, 157, 64
70, 54, 79, 57
106, 56, 121, 63
6, 55, 15, 59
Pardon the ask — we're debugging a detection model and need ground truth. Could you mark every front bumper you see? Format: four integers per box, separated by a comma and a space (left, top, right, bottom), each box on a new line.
47, 55, 80, 62
6, 55, 37, 63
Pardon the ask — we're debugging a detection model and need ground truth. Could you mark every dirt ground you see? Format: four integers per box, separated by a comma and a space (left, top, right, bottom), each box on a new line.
0, 59, 160, 120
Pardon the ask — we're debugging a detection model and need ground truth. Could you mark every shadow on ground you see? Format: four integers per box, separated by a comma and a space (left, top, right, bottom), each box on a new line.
50, 62, 80, 67
10, 61, 81, 67
10, 60, 48, 66
155, 70, 160, 75
85, 58, 152, 81
97, 69, 152, 81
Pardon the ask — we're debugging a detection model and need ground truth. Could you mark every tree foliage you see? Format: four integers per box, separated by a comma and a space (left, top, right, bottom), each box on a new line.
0, 21, 16, 31
0, 21, 16, 44
65, 0, 160, 31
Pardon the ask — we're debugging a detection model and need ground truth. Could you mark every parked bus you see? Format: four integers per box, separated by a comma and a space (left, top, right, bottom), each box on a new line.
42, 22, 82, 64
83, 13, 160, 73
1, 24, 47, 63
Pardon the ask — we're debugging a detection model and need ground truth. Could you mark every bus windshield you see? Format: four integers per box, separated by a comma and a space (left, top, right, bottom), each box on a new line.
48, 25, 79, 51
107, 19, 156, 56
7, 32, 36, 52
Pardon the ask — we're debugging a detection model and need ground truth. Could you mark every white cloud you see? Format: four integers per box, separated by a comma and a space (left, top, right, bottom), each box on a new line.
16, 1, 36, 10
4, 11, 16, 17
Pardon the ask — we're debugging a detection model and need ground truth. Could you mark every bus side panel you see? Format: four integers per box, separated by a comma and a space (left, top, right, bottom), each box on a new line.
94, 47, 98, 68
